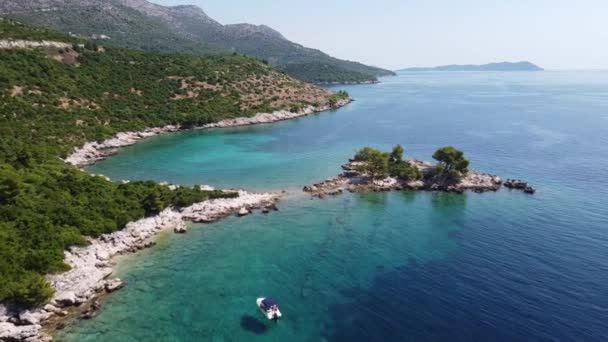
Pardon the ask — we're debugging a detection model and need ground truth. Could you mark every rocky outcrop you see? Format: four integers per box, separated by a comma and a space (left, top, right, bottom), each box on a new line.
504, 179, 527, 189
104, 279, 124, 293
0, 39, 72, 50
0, 322, 44, 342
304, 160, 505, 197
0, 191, 278, 341
504, 179, 536, 194
64, 99, 351, 168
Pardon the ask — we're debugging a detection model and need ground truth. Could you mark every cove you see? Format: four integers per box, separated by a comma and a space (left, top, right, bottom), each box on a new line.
59, 71, 608, 341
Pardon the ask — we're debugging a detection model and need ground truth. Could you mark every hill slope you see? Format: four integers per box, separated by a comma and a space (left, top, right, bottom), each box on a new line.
0, 0, 395, 83
399, 61, 544, 72
0, 18, 346, 307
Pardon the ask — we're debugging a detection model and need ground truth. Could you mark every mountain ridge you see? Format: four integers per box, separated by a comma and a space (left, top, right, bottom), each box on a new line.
0, 0, 395, 83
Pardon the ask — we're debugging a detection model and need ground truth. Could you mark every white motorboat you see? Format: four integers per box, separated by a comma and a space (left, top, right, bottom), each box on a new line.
256, 297, 282, 320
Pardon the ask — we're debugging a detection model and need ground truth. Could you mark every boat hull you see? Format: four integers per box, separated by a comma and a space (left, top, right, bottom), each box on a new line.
256, 297, 282, 320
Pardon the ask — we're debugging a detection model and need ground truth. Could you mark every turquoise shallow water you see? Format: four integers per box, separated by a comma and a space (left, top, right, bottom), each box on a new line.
59, 71, 608, 341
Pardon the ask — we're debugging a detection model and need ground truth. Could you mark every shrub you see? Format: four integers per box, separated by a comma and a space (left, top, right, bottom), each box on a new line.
432, 146, 470, 179
353, 145, 421, 180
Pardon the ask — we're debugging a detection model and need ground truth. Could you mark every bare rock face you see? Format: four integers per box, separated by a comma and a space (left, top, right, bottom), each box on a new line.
18, 311, 51, 326
0, 322, 42, 341
43, 304, 67, 317
52, 291, 81, 308
95, 250, 110, 261
0, 39, 72, 50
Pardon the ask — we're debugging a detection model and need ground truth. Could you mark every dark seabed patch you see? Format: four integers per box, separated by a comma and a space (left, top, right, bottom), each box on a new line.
240, 315, 268, 334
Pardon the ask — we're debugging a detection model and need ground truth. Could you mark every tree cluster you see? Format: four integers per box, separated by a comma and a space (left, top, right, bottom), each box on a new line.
353, 145, 421, 180
431, 146, 470, 182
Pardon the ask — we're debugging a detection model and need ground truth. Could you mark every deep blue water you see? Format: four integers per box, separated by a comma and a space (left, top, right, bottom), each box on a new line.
59, 71, 608, 341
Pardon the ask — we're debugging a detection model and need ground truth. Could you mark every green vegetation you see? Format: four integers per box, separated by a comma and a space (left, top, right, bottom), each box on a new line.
0, 166, 232, 307
353, 145, 422, 180
0, 19, 335, 308
2, 0, 395, 83
328, 90, 349, 107
432, 146, 470, 181
0, 17, 78, 42
281, 62, 379, 84
3, 5, 220, 55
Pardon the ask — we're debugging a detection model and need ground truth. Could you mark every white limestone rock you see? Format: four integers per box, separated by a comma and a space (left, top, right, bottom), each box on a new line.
238, 207, 250, 216
19, 311, 52, 326
174, 221, 187, 234
104, 279, 124, 293
0, 322, 41, 341
52, 291, 80, 308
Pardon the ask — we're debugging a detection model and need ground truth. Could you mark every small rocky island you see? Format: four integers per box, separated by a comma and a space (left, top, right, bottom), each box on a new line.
304, 145, 535, 197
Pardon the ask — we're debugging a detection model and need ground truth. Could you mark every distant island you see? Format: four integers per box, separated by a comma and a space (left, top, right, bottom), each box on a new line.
399, 61, 543, 72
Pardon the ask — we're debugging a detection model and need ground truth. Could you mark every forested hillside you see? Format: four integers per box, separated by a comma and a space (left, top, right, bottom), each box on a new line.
0, 18, 344, 307
0, 0, 395, 83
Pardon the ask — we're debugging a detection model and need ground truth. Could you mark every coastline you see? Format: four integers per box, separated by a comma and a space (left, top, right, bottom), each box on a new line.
1, 191, 279, 341
65, 99, 351, 168
315, 80, 379, 86
303, 160, 534, 197
0, 99, 351, 342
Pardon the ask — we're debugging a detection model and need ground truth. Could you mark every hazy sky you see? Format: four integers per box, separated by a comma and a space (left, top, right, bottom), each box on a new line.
150, 0, 607, 70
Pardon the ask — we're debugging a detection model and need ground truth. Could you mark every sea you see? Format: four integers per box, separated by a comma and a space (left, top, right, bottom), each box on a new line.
57, 71, 608, 341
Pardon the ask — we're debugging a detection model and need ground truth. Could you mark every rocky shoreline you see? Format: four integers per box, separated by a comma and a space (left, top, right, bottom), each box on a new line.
303, 160, 535, 197
315, 80, 379, 86
65, 99, 351, 167
0, 191, 279, 341
0, 99, 352, 341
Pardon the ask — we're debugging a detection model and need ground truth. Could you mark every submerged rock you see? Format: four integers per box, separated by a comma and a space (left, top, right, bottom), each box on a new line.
105, 279, 124, 293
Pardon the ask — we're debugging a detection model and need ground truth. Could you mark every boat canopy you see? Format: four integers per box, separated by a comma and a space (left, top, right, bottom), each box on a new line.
261, 298, 277, 309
